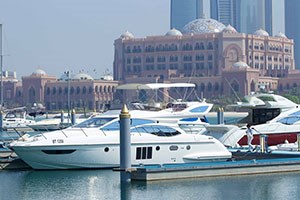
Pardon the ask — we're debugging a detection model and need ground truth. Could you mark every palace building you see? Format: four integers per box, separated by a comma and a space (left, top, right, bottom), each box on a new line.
113, 17, 295, 102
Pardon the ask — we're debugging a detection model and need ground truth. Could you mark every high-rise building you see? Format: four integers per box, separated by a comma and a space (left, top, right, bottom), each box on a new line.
170, 0, 210, 31
236, 0, 266, 34
210, 0, 237, 27
210, 0, 285, 36
265, 0, 285, 36
285, 0, 300, 68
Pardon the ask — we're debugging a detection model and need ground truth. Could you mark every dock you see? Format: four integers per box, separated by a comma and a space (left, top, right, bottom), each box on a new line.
130, 150, 300, 181
0, 150, 31, 170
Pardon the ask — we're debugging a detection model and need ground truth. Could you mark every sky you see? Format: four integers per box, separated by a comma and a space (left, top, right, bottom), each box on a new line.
0, 0, 169, 79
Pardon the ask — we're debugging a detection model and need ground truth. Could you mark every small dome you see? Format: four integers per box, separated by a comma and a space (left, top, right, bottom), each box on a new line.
72, 72, 93, 80
254, 29, 269, 37
223, 25, 237, 33
182, 17, 226, 34
100, 75, 113, 81
275, 32, 287, 38
165, 28, 182, 36
233, 61, 249, 68
59, 72, 72, 81
120, 30, 134, 39
32, 69, 47, 76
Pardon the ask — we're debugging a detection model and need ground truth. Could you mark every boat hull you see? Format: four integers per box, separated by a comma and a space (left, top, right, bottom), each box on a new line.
12, 141, 231, 170
239, 132, 298, 146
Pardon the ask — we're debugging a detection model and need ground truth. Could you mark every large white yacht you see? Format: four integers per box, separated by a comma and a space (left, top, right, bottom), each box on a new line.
9, 116, 231, 169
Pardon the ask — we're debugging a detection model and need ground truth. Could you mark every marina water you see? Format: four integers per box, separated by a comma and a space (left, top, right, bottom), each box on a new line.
1, 169, 300, 200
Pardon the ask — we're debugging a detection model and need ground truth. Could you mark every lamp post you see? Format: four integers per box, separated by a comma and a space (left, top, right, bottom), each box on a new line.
64, 71, 71, 124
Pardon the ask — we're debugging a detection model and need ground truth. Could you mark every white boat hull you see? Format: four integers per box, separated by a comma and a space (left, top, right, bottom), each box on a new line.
11, 131, 231, 169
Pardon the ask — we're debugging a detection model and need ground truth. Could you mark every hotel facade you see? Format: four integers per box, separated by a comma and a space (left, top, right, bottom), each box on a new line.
114, 17, 296, 102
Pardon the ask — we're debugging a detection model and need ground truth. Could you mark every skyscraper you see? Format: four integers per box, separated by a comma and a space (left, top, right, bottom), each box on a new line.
170, 0, 210, 31
265, 0, 285, 36
237, 0, 266, 34
210, 0, 237, 27
286, 0, 300, 69
210, 0, 285, 35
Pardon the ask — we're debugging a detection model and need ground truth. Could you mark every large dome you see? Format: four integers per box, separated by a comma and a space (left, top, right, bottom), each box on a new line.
182, 18, 226, 34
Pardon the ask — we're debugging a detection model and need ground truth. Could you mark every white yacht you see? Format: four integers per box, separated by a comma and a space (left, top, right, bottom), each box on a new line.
240, 107, 300, 146
27, 113, 89, 132
2, 108, 35, 131
9, 117, 231, 169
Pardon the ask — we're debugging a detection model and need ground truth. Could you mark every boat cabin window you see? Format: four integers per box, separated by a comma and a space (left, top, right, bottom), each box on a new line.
131, 125, 181, 136
252, 108, 280, 125
100, 118, 155, 131
289, 110, 300, 116
166, 103, 187, 112
190, 105, 210, 113
277, 116, 300, 125
74, 117, 115, 128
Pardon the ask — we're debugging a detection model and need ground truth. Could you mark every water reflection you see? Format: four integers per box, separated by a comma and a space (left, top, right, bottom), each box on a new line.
1, 170, 300, 200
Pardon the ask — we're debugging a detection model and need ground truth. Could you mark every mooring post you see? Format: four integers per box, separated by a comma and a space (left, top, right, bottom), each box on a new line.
217, 107, 224, 124
260, 134, 268, 153
297, 134, 300, 151
0, 110, 3, 132
71, 109, 76, 125
119, 104, 131, 183
60, 110, 64, 123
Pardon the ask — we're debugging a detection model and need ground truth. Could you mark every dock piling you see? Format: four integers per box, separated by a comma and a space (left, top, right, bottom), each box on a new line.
71, 109, 76, 125
119, 104, 131, 183
0, 110, 3, 132
260, 134, 268, 153
217, 107, 224, 124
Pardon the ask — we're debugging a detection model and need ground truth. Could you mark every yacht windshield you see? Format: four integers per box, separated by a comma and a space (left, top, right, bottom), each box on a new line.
131, 125, 181, 136
74, 117, 116, 128
100, 118, 156, 131
277, 116, 300, 125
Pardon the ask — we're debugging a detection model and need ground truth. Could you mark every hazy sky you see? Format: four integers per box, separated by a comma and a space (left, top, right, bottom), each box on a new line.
0, 0, 169, 79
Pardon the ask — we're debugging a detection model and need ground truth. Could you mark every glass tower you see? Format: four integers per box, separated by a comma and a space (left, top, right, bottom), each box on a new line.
211, 0, 237, 27
170, 0, 210, 31
286, 0, 300, 69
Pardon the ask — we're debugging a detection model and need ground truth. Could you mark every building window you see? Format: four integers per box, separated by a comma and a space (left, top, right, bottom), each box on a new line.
76, 87, 80, 94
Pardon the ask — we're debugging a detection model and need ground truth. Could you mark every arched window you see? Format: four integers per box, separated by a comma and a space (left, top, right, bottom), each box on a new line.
76, 86, 80, 94
64, 87, 68, 94
46, 87, 51, 95
95, 86, 98, 93
70, 87, 75, 95
207, 82, 212, 92
89, 86, 93, 94
58, 87, 62, 94
82, 86, 87, 94
52, 87, 56, 95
